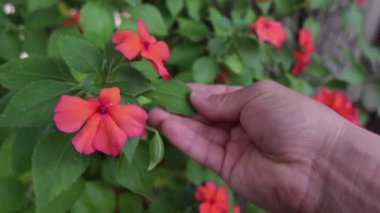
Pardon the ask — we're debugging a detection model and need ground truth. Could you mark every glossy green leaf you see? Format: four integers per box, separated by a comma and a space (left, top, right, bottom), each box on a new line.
0, 80, 75, 127
273, 0, 303, 15
305, 63, 330, 78
0, 178, 25, 212
225, 54, 244, 74
0, 57, 74, 90
344, 5, 363, 33
125, 0, 142, 7
285, 73, 313, 96
148, 130, 165, 171
59, 36, 103, 74
23, 27, 48, 56
177, 18, 209, 42
168, 44, 204, 66
32, 131, 89, 209
0, 136, 15, 178
208, 7, 232, 36
113, 67, 153, 96
119, 193, 144, 213
80, 2, 114, 47
339, 64, 367, 86
185, 0, 203, 21
116, 145, 154, 197
193, 56, 219, 83
129, 4, 168, 36
39, 179, 85, 213
12, 128, 43, 175
151, 80, 195, 116
48, 28, 82, 58
304, 17, 320, 38
122, 137, 140, 164
0, 31, 21, 61
72, 181, 116, 213
166, 0, 184, 17
28, 0, 59, 12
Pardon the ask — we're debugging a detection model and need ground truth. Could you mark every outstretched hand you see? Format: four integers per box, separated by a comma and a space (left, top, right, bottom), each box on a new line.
149, 80, 349, 212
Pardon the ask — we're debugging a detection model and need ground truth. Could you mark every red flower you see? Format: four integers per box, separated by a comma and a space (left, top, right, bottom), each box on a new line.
314, 88, 361, 125
234, 205, 240, 213
291, 50, 312, 75
195, 182, 229, 213
64, 11, 83, 33
291, 28, 314, 75
250, 16, 287, 48
356, 0, 365, 7
215, 70, 229, 84
54, 87, 148, 156
112, 20, 171, 80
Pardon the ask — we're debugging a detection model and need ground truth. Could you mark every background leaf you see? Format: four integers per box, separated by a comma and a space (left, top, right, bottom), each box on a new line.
32, 131, 89, 209
166, 0, 185, 17
122, 137, 140, 164
177, 18, 209, 42
0, 80, 75, 127
0, 57, 74, 90
129, 4, 168, 36
0, 178, 25, 212
80, 2, 114, 47
193, 56, 219, 83
148, 131, 165, 171
59, 36, 103, 74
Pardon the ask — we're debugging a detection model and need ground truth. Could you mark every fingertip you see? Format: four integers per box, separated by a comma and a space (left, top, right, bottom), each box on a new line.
148, 108, 166, 127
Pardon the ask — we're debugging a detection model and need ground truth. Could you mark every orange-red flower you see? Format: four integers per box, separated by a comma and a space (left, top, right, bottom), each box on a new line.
314, 88, 361, 125
250, 16, 287, 48
195, 182, 229, 213
54, 87, 148, 156
233, 205, 240, 213
291, 28, 314, 75
64, 10, 83, 33
112, 20, 171, 80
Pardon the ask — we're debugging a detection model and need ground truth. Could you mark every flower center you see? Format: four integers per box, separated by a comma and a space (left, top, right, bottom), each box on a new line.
143, 41, 150, 49
98, 105, 107, 114
263, 21, 271, 29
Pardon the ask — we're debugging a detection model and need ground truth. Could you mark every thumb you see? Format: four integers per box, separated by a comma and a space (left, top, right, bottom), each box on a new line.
190, 80, 280, 122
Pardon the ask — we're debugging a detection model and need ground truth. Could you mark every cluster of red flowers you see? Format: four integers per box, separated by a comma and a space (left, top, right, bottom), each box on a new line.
195, 182, 240, 213
292, 28, 314, 75
314, 88, 361, 125
250, 16, 314, 75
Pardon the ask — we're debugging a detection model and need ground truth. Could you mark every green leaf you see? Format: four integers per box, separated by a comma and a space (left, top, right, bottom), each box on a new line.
177, 18, 209, 42
72, 181, 116, 213
80, 2, 114, 47
0, 80, 75, 127
208, 7, 233, 36
257, 2, 272, 14
12, 128, 43, 175
0, 31, 21, 61
28, 0, 59, 12
303, 17, 320, 38
225, 54, 244, 74
48, 28, 82, 58
0, 57, 74, 90
119, 193, 144, 213
23, 27, 48, 56
116, 145, 154, 197
131, 59, 160, 82
308, 0, 328, 10
273, 0, 303, 15
32, 131, 89, 209
0, 178, 25, 212
125, 0, 142, 7
360, 40, 380, 63
305, 63, 330, 78
207, 37, 227, 56
344, 5, 363, 33
59, 36, 103, 74
129, 4, 168, 36
122, 137, 140, 164
185, 0, 204, 21
148, 131, 164, 171
39, 179, 85, 213
0, 136, 15, 178
113, 67, 153, 96
151, 80, 195, 116
193, 56, 219, 83
186, 159, 205, 185
168, 44, 204, 66
166, 0, 184, 17
285, 73, 313, 96
339, 64, 367, 86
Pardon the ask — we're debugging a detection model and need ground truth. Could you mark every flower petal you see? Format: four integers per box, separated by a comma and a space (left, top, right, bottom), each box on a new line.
137, 19, 156, 44
71, 114, 101, 155
112, 30, 142, 60
54, 95, 98, 133
141, 46, 171, 79
146, 41, 170, 61
147, 59, 171, 80
199, 202, 212, 213
214, 186, 228, 202
93, 115, 127, 156
98, 87, 120, 105
107, 105, 148, 137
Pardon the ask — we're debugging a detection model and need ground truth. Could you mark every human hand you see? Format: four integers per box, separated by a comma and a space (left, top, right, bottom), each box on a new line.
149, 80, 364, 212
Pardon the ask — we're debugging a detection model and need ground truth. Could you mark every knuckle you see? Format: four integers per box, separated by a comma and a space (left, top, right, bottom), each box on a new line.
250, 80, 278, 93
